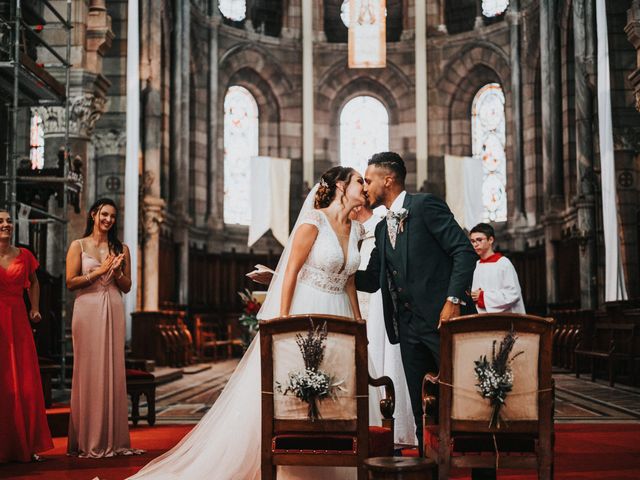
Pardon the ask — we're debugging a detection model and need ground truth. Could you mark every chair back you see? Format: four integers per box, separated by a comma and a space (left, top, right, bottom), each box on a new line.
259, 314, 369, 473
440, 313, 554, 435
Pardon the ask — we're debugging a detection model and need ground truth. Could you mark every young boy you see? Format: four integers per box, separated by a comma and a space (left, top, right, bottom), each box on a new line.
469, 223, 525, 314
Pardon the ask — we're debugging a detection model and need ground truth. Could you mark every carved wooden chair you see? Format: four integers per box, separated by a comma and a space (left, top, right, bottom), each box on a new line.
422, 313, 555, 480
260, 315, 395, 480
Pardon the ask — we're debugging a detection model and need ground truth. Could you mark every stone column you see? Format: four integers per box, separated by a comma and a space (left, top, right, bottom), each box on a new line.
416, 0, 428, 189
540, 0, 563, 305
509, 0, 525, 222
573, 0, 597, 309
627, 1, 640, 112
207, 8, 222, 232
140, 0, 166, 310
474, 0, 484, 29
170, 0, 191, 306
302, 0, 314, 187
179, 0, 191, 305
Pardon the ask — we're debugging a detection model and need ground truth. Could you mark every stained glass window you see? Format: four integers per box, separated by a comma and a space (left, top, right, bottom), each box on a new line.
472, 83, 507, 222
219, 0, 246, 22
340, 96, 389, 174
482, 0, 509, 17
224, 85, 258, 225
29, 112, 44, 170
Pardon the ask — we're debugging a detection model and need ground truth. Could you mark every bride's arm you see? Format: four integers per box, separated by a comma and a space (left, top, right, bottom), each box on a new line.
280, 224, 318, 317
346, 274, 362, 320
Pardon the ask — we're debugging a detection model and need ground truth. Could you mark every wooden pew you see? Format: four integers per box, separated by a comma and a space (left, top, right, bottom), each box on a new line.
575, 323, 636, 387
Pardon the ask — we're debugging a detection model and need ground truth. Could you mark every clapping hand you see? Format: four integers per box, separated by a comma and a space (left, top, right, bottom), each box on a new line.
96, 254, 116, 276
110, 253, 126, 274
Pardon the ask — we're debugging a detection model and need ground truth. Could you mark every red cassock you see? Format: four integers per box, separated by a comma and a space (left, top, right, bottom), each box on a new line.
0, 248, 53, 462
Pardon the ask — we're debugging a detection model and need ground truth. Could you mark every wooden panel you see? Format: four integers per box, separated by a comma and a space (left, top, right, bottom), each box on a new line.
510, 246, 547, 316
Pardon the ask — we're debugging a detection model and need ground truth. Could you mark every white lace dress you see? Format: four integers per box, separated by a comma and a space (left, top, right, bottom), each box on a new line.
128, 209, 379, 480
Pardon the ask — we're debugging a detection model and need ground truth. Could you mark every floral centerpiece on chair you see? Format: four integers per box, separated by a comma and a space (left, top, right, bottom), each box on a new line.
276, 320, 345, 421
237, 289, 261, 346
474, 325, 524, 428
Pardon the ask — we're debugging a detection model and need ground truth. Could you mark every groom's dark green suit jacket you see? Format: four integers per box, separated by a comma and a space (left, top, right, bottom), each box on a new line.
356, 192, 478, 345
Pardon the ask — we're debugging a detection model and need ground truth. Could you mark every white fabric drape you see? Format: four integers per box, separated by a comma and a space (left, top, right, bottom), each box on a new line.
124, 0, 140, 339
444, 154, 483, 231
595, 0, 628, 302
248, 156, 291, 247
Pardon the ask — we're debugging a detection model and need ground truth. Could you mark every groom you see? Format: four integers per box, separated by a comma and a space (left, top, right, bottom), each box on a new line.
355, 151, 478, 452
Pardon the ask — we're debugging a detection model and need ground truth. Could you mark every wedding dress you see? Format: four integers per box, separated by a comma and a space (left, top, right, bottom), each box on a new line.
128, 187, 381, 480
357, 214, 418, 446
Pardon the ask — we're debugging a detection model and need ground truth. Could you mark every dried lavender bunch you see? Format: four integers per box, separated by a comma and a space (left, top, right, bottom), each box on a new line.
295, 320, 328, 372
474, 324, 524, 428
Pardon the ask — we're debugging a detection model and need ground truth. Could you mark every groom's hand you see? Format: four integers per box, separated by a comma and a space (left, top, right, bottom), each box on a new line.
438, 300, 460, 330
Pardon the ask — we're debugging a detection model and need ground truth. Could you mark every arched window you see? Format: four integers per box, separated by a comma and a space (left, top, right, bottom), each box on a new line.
340, 96, 389, 174
29, 111, 44, 170
472, 83, 507, 222
219, 0, 246, 22
224, 85, 258, 225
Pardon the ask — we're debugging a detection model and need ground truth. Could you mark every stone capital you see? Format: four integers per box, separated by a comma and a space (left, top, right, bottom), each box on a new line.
92, 129, 126, 156
143, 195, 166, 237
35, 94, 108, 139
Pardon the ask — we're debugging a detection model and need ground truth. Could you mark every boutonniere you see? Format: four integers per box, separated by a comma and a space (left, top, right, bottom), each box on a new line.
397, 208, 409, 233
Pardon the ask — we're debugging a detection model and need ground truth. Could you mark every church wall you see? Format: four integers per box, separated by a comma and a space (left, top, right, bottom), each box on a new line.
89, 0, 640, 313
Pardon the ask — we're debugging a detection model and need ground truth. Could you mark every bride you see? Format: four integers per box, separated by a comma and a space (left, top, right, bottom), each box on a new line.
128, 166, 380, 480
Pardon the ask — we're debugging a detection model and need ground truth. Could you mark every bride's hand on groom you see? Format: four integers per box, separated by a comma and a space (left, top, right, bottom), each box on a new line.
438, 300, 460, 330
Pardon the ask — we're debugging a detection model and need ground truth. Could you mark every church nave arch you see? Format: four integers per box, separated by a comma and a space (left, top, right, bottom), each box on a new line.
315, 59, 414, 177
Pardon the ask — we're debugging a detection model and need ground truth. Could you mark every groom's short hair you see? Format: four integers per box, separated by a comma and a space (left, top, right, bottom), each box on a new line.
368, 151, 406, 186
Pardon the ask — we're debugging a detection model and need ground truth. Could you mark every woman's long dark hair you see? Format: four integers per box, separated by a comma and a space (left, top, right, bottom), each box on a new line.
83, 198, 123, 255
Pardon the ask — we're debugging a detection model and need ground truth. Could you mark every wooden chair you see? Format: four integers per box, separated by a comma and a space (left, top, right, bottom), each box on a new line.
196, 313, 245, 361
422, 313, 555, 480
260, 315, 395, 480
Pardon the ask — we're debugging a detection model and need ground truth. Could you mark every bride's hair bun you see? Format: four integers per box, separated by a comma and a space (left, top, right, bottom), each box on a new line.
314, 166, 357, 209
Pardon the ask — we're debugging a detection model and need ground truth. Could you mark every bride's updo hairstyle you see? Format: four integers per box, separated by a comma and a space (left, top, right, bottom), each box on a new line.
314, 166, 357, 209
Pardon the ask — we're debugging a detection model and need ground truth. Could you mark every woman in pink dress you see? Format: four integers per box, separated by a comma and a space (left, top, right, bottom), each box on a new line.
0, 208, 53, 463
66, 198, 141, 458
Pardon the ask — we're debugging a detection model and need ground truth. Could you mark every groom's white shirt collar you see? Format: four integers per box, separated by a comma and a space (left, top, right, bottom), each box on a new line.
389, 190, 407, 213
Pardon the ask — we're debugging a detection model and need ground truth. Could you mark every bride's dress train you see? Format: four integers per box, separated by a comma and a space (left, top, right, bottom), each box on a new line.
129, 208, 382, 480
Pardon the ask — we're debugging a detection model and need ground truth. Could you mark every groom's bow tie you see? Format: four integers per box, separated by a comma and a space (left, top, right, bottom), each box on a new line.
385, 209, 408, 249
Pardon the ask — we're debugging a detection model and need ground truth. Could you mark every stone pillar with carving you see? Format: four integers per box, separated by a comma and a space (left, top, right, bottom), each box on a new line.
573, 0, 597, 309
540, 0, 563, 305
140, 0, 166, 310
626, 1, 640, 113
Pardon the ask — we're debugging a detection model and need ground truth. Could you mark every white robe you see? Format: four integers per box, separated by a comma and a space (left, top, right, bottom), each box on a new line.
471, 255, 526, 314
358, 214, 418, 446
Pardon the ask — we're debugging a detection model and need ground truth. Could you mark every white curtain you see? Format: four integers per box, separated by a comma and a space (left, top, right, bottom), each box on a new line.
445, 154, 483, 231
248, 156, 291, 247
596, 0, 628, 302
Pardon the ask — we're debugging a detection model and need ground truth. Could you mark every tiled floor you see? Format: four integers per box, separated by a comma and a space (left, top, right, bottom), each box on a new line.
153, 359, 238, 424
554, 372, 640, 423
145, 362, 640, 424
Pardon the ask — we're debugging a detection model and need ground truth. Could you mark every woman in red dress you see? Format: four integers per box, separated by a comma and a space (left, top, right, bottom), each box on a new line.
0, 208, 53, 462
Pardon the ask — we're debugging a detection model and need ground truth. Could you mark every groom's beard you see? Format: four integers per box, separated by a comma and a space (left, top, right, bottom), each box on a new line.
368, 193, 385, 209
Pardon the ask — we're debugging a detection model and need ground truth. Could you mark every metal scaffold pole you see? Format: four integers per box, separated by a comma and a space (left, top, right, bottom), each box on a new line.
1, 0, 74, 391
9, 0, 21, 223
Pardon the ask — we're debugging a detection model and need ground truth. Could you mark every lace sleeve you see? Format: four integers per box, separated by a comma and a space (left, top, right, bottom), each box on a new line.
300, 209, 322, 228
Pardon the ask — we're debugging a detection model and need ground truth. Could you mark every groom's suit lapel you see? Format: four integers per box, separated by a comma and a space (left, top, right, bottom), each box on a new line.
396, 193, 412, 277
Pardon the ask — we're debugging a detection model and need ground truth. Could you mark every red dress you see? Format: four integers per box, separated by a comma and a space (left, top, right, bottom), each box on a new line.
0, 248, 53, 462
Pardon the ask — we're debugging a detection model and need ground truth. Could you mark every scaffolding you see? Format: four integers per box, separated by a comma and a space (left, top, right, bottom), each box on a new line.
0, 0, 73, 389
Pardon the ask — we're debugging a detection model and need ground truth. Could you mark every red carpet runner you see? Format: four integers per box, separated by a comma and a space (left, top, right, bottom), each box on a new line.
1, 423, 639, 479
